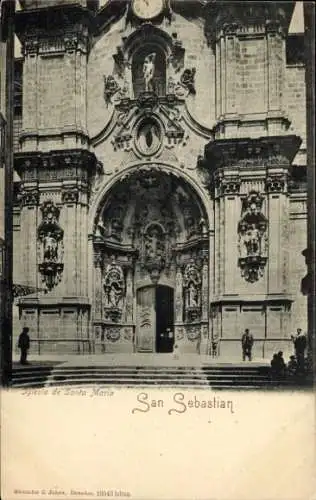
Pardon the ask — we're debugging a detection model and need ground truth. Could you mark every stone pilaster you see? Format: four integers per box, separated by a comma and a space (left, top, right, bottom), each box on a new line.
175, 265, 183, 324
265, 172, 288, 294
93, 250, 103, 321
15, 4, 92, 150
125, 265, 134, 324
204, 2, 294, 138
20, 184, 39, 287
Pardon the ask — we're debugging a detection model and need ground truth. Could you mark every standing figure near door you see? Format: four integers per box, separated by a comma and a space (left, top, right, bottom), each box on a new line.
241, 329, 254, 361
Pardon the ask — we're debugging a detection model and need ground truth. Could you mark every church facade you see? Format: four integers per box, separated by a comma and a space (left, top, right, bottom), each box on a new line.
13, 0, 307, 358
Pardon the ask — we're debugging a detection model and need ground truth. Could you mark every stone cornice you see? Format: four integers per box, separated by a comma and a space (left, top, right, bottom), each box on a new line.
15, 4, 95, 55
203, 135, 302, 171
15, 149, 97, 183
203, 1, 295, 47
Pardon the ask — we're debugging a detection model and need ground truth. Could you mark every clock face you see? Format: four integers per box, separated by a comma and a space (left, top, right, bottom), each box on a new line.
132, 0, 165, 20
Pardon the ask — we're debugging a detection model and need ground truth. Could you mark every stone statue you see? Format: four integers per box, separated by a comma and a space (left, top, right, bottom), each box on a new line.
145, 228, 161, 258
108, 283, 122, 307
187, 282, 198, 307
245, 223, 260, 256
43, 232, 58, 261
143, 53, 156, 92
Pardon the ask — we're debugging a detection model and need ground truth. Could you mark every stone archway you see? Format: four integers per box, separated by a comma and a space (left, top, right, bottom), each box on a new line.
90, 168, 210, 355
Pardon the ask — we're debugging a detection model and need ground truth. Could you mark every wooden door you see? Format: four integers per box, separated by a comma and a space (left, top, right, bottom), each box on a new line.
136, 286, 156, 352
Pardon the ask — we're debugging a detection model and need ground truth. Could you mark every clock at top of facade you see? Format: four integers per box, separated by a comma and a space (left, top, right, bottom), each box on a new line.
131, 0, 165, 20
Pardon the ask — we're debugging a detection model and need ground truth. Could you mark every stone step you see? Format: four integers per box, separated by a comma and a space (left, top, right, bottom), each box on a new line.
11, 364, 297, 390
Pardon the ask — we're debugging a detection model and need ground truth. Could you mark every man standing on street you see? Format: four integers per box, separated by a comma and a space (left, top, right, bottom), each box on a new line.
291, 328, 307, 373
241, 329, 254, 361
18, 327, 30, 365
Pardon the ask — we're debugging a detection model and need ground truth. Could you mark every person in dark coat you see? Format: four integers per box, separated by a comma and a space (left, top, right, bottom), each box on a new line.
18, 327, 30, 365
241, 329, 254, 361
291, 328, 307, 373
287, 355, 298, 377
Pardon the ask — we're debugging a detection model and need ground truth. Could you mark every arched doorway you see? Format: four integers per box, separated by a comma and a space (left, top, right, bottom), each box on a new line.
91, 168, 210, 355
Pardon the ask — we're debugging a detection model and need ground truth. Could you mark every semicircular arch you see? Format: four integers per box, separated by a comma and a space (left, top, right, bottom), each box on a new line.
88, 161, 213, 235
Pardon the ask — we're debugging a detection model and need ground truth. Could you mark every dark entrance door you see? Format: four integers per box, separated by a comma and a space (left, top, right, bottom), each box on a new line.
156, 285, 174, 353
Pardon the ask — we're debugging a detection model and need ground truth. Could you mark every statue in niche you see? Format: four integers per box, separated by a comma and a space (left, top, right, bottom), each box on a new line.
183, 260, 201, 321
107, 282, 123, 308
43, 232, 58, 261
95, 217, 106, 238
238, 191, 268, 283
37, 200, 64, 291
244, 223, 261, 256
145, 227, 164, 259
187, 282, 199, 307
103, 259, 125, 321
143, 53, 156, 92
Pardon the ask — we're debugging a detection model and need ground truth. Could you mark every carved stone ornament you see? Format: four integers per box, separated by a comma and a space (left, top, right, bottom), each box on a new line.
265, 175, 286, 193
174, 68, 196, 97
22, 189, 39, 206
186, 325, 200, 341
135, 117, 162, 156
142, 223, 166, 284
103, 75, 121, 107
62, 187, 79, 204
168, 33, 185, 74
37, 200, 64, 291
105, 327, 121, 342
183, 260, 202, 322
217, 176, 241, 196
103, 258, 125, 323
238, 191, 268, 283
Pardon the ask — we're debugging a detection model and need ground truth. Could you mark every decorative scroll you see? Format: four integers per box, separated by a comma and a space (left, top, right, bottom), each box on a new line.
37, 200, 64, 291
183, 260, 201, 322
103, 258, 125, 323
238, 191, 268, 283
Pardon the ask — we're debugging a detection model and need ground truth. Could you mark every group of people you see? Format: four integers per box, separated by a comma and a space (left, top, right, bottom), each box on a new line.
17, 324, 308, 370
270, 328, 307, 381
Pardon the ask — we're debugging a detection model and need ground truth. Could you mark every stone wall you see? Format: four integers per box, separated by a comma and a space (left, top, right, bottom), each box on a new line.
12, 2, 308, 357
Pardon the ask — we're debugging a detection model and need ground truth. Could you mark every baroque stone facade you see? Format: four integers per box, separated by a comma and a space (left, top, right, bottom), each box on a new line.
12, 0, 307, 358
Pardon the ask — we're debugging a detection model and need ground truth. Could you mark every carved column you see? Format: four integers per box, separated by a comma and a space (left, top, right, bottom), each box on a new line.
222, 178, 240, 294
93, 251, 103, 321
175, 264, 183, 324
266, 173, 287, 294
200, 250, 209, 355
201, 252, 209, 322
20, 186, 39, 287
61, 186, 79, 295
125, 264, 134, 324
